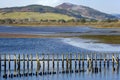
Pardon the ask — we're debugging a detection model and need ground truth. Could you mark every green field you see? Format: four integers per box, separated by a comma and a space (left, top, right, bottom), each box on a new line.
0, 12, 75, 21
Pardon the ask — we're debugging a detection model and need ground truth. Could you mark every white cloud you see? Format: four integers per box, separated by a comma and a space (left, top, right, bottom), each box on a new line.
37, 0, 63, 7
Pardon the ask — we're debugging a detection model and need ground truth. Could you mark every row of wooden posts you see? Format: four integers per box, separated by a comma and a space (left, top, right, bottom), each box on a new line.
0, 53, 119, 78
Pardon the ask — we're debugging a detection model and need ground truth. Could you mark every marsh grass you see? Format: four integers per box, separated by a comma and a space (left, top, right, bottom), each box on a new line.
79, 35, 120, 44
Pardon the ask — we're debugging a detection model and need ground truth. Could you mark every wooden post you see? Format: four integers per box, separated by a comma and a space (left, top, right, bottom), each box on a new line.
36, 54, 41, 75
57, 54, 59, 72
82, 54, 84, 69
75, 54, 77, 71
18, 54, 20, 74
95, 54, 97, 67
4, 54, 6, 75
47, 54, 49, 71
66, 54, 69, 72
62, 54, 64, 71
70, 54, 72, 71
52, 54, 55, 72
14, 54, 17, 75
8, 54, 10, 71
23, 54, 25, 74
0, 54, 1, 72
99, 54, 102, 68
78, 54, 81, 70
116, 54, 119, 65
27, 54, 29, 74
87, 54, 89, 68
91, 54, 93, 68
42, 54, 45, 74
107, 54, 109, 68
112, 54, 115, 67
104, 54, 106, 67
30, 54, 33, 73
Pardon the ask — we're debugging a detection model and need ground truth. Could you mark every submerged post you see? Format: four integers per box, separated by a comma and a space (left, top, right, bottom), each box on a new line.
75, 54, 77, 71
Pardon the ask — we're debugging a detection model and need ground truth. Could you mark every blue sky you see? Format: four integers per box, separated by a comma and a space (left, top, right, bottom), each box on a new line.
0, 0, 119, 14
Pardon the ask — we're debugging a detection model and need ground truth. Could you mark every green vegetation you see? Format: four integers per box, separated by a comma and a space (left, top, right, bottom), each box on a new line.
79, 35, 120, 44
0, 12, 74, 21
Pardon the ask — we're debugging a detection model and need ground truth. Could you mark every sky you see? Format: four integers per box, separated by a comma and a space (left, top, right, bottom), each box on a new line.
0, 0, 119, 14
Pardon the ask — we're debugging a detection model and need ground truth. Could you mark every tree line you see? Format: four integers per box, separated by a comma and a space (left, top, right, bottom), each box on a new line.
0, 18, 119, 24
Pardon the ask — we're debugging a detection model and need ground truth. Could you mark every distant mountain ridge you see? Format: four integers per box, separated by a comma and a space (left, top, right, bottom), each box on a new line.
0, 3, 117, 20
56, 3, 117, 20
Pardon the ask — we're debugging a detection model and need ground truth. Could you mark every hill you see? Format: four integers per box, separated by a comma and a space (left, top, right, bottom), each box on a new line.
0, 12, 74, 21
0, 5, 83, 18
0, 3, 117, 20
56, 3, 117, 20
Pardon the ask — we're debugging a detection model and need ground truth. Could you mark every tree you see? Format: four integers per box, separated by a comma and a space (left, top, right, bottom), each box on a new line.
0, 19, 5, 24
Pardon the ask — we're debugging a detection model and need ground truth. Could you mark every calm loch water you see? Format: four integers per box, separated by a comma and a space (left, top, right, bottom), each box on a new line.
0, 26, 120, 80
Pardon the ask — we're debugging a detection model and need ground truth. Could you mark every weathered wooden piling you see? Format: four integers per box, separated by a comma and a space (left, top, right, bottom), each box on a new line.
82, 54, 84, 69
62, 54, 64, 71
30, 54, 33, 72
36, 54, 41, 75
18, 54, 20, 74
87, 54, 90, 68
42, 54, 45, 74
104, 54, 106, 67
52, 54, 55, 72
78, 54, 81, 70
91, 54, 93, 68
75, 54, 77, 71
57, 54, 59, 72
8, 54, 10, 70
112, 54, 115, 67
47, 54, 49, 71
116, 54, 119, 65
70, 54, 72, 71
66, 54, 69, 71
107, 54, 109, 68
95, 54, 97, 67
27, 54, 29, 74
4, 54, 6, 75
22, 54, 25, 74
99, 54, 102, 68
14, 54, 17, 75
0, 54, 1, 71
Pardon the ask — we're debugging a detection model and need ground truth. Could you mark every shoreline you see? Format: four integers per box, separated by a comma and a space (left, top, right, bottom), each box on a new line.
0, 22, 120, 29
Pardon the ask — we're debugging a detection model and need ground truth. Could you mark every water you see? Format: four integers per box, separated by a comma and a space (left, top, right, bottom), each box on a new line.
0, 26, 120, 80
